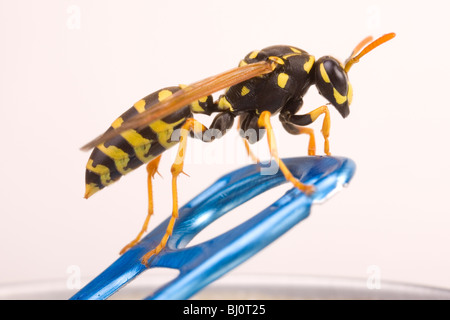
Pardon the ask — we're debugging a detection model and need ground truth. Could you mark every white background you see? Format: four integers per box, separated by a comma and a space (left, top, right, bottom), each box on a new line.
1, 0, 449, 297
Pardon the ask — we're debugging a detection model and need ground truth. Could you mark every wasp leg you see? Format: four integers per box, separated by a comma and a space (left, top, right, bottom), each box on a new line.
141, 118, 208, 266
258, 111, 315, 195
237, 115, 260, 163
119, 155, 162, 255
280, 120, 317, 156
280, 105, 331, 155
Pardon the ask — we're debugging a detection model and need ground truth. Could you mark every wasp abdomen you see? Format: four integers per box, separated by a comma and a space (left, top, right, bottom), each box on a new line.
84, 86, 213, 198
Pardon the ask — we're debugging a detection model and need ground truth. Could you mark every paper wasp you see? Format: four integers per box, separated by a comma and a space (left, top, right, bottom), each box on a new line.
81, 33, 395, 265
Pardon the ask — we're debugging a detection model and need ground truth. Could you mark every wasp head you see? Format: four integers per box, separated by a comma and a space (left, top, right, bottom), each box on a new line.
314, 33, 396, 119
314, 56, 352, 118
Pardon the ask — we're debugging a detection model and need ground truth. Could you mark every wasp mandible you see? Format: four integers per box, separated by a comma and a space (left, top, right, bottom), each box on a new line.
81, 33, 395, 265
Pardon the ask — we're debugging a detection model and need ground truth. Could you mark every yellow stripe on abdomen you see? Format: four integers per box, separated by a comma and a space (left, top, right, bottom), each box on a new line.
110, 114, 153, 163
86, 159, 113, 187
120, 130, 152, 163
149, 118, 186, 149
97, 143, 132, 175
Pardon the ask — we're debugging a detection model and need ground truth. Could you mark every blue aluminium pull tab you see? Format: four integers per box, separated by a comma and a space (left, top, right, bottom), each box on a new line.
70, 156, 356, 300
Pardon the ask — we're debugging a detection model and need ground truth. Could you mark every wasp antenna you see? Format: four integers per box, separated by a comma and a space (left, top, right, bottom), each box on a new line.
344, 32, 396, 73
345, 35, 374, 65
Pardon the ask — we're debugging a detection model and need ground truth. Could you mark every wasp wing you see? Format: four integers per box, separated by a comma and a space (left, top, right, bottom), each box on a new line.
80, 61, 274, 151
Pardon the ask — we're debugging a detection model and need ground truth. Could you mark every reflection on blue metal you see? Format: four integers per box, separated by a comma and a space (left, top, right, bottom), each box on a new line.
70, 156, 356, 300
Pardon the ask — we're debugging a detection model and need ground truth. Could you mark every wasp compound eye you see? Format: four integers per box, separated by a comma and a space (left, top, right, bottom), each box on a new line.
315, 56, 351, 118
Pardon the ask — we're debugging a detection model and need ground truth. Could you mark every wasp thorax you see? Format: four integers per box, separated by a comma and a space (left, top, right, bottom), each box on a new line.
314, 56, 352, 118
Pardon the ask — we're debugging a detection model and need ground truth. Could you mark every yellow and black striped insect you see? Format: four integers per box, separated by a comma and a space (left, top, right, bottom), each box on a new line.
82, 33, 395, 265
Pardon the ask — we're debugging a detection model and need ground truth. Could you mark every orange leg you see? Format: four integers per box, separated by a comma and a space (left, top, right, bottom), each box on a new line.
119, 155, 162, 255
297, 127, 316, 156
141, 118, 207, 266
237, 117, 260, 163
258, 111, 315, 195
283, 105, 331, 156
308, 105, 331, 156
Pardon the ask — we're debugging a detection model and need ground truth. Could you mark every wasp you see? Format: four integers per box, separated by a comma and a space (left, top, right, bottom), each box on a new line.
81, 33, 395, 265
